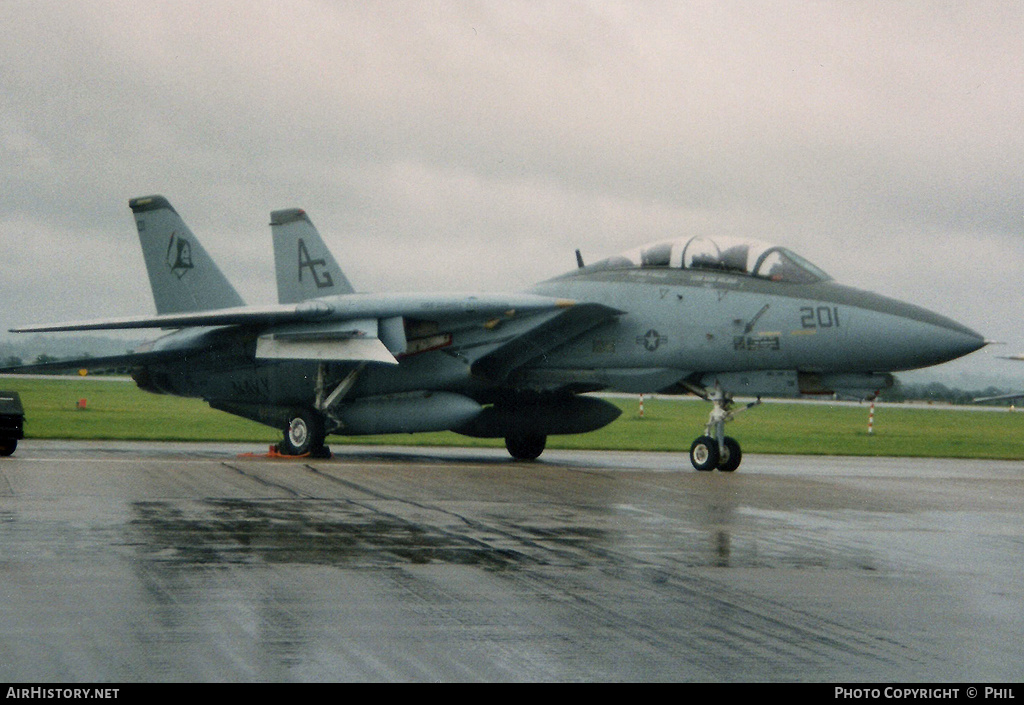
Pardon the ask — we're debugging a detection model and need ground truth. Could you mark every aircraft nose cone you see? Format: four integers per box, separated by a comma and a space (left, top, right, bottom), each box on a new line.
837, 286, 988, 371
898, 307, 987, 368
934, 322, 987, 362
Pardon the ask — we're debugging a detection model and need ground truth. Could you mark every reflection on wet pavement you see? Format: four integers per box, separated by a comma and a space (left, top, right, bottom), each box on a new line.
0, 443, 1021, 682
129, 499, 543, 569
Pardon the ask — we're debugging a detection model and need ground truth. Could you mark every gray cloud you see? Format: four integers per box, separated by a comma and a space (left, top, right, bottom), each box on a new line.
1, 0, 1021, 384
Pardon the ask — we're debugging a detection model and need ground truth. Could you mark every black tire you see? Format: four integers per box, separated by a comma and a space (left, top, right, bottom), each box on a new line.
718, 436, 742, 472
689, 435, 719, 471
505, 432, 546, 461
280, 410, 325, 456
0, 438, 16, 457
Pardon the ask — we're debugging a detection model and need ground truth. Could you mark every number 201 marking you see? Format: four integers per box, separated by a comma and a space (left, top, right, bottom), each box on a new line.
800, 306, 841, 329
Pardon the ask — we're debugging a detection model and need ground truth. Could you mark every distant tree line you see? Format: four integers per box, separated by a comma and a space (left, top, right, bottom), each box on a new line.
884, 380, 1018, 405
1, 353, 129, 375
3, 353, 78, 368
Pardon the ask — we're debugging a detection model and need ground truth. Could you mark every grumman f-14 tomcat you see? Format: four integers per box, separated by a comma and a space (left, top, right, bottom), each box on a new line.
7, 195, 986, 470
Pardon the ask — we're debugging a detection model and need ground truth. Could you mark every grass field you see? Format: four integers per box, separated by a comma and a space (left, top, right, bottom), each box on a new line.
3, 376, 1024, 460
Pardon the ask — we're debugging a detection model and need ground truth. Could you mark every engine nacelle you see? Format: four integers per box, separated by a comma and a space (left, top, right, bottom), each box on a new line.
131, 367, 173, 395
332, 391, 482, 435
455, 395, 622, 438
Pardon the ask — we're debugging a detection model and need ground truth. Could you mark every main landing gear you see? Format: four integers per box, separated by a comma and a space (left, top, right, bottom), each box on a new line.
278, 409, 331, 458
687, 385, 761, 472
505, 432, 547, 461
276, 363, 363, 459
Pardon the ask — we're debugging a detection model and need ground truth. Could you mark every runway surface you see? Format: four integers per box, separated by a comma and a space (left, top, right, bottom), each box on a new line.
0, 440, 1021, 682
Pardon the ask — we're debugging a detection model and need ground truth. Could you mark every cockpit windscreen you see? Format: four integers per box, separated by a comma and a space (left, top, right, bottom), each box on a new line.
587, 236, 831, 284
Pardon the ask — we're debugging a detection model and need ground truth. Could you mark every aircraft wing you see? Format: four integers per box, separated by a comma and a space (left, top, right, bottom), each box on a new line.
973, 392, 1024, 403
9, 304, 309, 333
9, 293, 581, 334
7, 293, 620, 368
0, 349, 185, 375
470, 302, 623, 382
973, 355, 1024, 402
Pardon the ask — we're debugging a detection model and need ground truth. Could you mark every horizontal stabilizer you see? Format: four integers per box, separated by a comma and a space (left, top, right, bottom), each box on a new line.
256, 336, 398, 364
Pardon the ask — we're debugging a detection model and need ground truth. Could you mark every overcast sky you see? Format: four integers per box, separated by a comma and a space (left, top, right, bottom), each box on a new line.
1, 1, 1021, 384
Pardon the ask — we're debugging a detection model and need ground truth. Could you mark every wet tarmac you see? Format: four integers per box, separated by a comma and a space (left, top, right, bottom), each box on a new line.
0, 440, 1021, 682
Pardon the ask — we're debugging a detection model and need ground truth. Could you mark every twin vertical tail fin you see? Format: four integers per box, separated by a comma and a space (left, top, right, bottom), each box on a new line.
129, 195, 245, 314
271, 208, 354, 303
128, 196, 352, 312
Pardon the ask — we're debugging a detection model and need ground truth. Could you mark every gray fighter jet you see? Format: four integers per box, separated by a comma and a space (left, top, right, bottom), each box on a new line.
8, 196, 986, 470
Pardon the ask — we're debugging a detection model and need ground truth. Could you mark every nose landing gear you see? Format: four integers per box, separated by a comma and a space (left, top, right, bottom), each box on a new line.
689, 434, 742, 472
687, 385, 760, 472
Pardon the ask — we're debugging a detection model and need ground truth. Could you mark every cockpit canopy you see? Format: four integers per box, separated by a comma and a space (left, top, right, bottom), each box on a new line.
585, 236, 831, 284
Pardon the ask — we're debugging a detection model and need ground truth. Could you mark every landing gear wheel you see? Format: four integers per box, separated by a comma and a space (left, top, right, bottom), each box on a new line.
689, 435, 719, 471
280, 410, 327, 457
0, 438, 16, 457
505, 432, 547, 461
718, 436, 742, 472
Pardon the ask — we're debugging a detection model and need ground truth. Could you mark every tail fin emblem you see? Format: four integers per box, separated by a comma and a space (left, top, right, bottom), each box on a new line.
165, 232, 193, 279
297, 238, 334, 289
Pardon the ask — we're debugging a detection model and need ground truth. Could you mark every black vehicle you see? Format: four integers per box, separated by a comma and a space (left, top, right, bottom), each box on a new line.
0, 391, 25, 456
